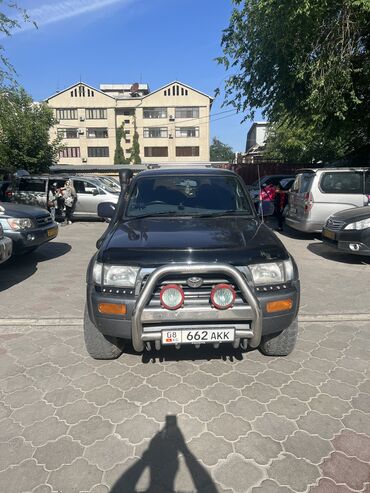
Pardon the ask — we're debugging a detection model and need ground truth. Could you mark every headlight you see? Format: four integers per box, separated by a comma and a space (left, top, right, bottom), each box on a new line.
103, 265, 139, 287
92, 262, 103, 284
344, 218, 370, 230
249, 259, 294, 286
7, 218, 33, 230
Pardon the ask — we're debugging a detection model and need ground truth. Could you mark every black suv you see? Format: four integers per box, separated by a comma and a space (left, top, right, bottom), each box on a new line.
85, 167, 300, 359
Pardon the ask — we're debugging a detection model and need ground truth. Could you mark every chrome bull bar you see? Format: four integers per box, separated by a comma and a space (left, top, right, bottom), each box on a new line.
131, 263, 262, 352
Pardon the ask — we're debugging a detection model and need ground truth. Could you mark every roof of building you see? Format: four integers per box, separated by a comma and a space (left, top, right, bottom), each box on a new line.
44, 82, 116, 102
142, 80, 214, 101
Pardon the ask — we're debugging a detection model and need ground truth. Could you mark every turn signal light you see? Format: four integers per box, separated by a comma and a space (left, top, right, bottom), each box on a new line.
266, 299, 293, 313
98, 303, 127, 315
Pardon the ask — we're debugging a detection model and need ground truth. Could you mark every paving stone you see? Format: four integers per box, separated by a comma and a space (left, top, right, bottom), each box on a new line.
0, 373, 35, 393
32, 485, 54, 493
351, 393, 370, 414
338, 356, 369, 372
303, 357, 336, 373
294, 368, 326, 387
0, 355, 23, 378
163, 382, 202, 405
99, 398, 140, 424
89, 486, 109, 493
109, 372, 145, 392
208, 413, 251, 441
310, 347, 341, 362
332, 429, 370, 462
0, 401, 11, 420
320, 336, 349, 350
218, 370, 254, 388
34, 373, 72, 393
268, 454, 320, 492
266, 358, 301, 374
188, 432, 233, 466
242, 382, 279, 403
296, 411, 343, 439
94, 362, 127, 379
0, 436, 34, 471
72, 372, 107, 391
256, 369, 292, 388
116, 414, 160, 444
5, 386, 43, 409
236, 359, 267, 376
69, 415, 114, 446
164, 360, 196, 377
281, 380, 319, 401
44, 385, 84, 407
251, 479, 294, 493
252, 413, 297, 441
10, 400, 55, 427
267, 395, 310, 419
104, 458, 152, 492
329, 367, 364, 386
56, 399, 98, 424
235, 431, 282, 465
124, 384, 162, 405
48, 457, 103, 493
213, 454, 264, 493
309, 478, 354, 493
0, 458, 48, 493
176, 414, 205, 440
225, 396, 266, 420
84, 434, 134, 470
22, 416, 69, 446
203, 383, 240, 404
284, 430, 333, 464
183, 370, 218, 389
33, 435, 84, 470
26, 363, 59, 380
319, 380, 358, 400
309, 393, 352, 418
0, 418, 23, 441
146, 372, 181, 391
200, 360, 234, 377
358, 380, 370, 394
85, 385, 123, 406
342, 410, 370, 435
321, 451, 370, 491
130, 363, 163, 378
184, 397, 224, 423
141, 398, 182, 422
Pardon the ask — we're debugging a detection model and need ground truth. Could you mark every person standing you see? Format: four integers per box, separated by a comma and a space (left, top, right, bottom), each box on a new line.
63, 180, 77, 225
274, 184, 288, 231
47, 183, 57, 221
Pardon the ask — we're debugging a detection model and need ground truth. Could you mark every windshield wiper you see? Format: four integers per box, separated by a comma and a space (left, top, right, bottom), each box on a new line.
192, 210, 253, 218
126, 211, 184, 220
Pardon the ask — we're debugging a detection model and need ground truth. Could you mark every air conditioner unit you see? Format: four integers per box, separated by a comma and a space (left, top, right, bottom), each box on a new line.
169, 115, 175, 121
168, 133, 173, 139
78, 129, 84, 135
82, 157, 87, 163
80, 116, 85, 122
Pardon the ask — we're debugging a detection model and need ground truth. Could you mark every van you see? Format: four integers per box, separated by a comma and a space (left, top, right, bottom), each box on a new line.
285, 168, 370, 233
12, 175, 119, 219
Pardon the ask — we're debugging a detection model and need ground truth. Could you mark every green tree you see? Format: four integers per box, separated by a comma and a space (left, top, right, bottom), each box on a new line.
128, 117, 141, 164
217, 0, 370, 160
114, 123, 127, 164
0, 1, 35, 87
0, 88, 61, 174
210, 137, 235, 162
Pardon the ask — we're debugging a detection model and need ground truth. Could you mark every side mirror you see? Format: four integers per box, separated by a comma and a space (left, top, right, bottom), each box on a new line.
259, 200, 275, 217
92, 189, 99, 196
98, 202, 116, 219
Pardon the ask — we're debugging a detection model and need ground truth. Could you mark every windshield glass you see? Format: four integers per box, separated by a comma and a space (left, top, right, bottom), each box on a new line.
90, 178, 118, 194
125, 175, 253, 217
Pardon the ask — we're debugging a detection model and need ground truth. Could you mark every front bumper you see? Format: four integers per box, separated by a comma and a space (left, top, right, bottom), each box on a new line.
0, 237, 12, 264
87, 263, 300, 351
5, 223, 58, 253
322, 227, 370, 256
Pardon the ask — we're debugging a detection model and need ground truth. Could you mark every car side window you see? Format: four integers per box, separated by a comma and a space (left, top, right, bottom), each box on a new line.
320, 172, 363, 194
18, 179, 46, 192
74, 180, 99, 194
365, 172, 370, 197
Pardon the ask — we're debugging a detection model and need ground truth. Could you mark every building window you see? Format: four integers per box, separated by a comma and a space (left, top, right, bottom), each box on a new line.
164, 85, 188, 96
143, 127, 168, 138
86, 108, 107, 119
175, 127, 199, 138
124, 130, 130, 135
124, 119, 130, 124
143, 107, 167, 119
59, 147, 80, 158
87, 146, 110, 158
56, 108, 78, 120
176, 146, 200, 157
144, 147, 168, 157
87, 128, 108, 138
175, 107, 199, 119
125, 139, 131, 144
57, 128, 78, 139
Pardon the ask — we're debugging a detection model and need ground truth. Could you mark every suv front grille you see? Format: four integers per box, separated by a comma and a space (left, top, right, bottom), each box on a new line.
35, 214, 53, 227
325, 218, 345, 231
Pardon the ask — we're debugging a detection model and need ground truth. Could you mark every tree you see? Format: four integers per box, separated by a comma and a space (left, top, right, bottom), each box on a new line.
217, 0, 370, 160
128, 117, 141, 164
0, 88, 61, 175
114, 123, 127, 164
210, 137, 235, 162
0, 2, 35, 87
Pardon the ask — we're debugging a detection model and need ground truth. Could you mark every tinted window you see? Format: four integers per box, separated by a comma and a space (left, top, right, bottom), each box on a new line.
299, 173, 314, 193
320, 172, 363, 194
365, 172, 370, 196
18, 179, 46, 192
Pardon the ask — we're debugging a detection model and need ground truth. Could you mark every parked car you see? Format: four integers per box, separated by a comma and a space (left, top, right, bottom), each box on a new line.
248, 175, 295, 202
0, 202, 58, 254
11, 175, 120, 219
322, 206, 370, 256
286, 168, 370, 233
0, 181, 11, 202
84, 167, 300, 360
0, 218, 12, 264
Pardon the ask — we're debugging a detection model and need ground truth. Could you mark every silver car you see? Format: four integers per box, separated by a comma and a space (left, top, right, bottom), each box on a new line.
0, 220, 12, 264
285, 168, 370, 233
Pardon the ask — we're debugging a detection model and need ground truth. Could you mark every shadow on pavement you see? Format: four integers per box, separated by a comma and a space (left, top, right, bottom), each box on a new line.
307, 242, 370, 265
110, 415, 217, 493
0, 241, 71, 292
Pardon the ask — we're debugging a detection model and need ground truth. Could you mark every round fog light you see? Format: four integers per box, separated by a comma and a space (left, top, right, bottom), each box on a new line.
160, 284, 184, 310
210, 284, 236, 310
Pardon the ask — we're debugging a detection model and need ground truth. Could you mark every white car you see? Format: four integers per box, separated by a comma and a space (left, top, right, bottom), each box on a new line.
0, 217, 12, 264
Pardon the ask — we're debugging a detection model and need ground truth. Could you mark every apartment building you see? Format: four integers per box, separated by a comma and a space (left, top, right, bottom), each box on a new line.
45, 80, 213, 165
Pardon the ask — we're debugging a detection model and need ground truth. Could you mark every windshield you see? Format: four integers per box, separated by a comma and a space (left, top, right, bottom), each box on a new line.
90, 178, 118, 194
125, 175, 253, 217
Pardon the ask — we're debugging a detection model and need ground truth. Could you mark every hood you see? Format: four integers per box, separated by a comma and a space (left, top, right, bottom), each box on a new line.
332, 206, 370, 222
100, 216, 289, 267
0, 202, 49, 219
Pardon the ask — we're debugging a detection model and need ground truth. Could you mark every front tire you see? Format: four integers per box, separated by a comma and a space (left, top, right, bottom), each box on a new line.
259, 318, 298, 356
83, 305, 122, 359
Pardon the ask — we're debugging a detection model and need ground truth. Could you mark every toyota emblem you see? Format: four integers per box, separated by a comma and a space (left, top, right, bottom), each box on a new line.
187, 277, 203, 288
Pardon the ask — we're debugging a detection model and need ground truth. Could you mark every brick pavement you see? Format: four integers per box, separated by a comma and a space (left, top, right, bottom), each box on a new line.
0, 320, 369, 492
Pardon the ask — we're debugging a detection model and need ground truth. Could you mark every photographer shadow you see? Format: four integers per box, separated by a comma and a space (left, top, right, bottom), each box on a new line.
110, 415, 217, 493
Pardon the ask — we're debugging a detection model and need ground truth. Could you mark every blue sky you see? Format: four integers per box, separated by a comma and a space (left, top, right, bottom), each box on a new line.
2, 0, 263, 152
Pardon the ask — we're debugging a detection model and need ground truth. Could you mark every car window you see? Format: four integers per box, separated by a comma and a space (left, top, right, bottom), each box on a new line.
365, 172, 370, 196
320, 172, 363, 194
299, 173, 314, 193
74, 180, 99, 194
18, 178, 46, 192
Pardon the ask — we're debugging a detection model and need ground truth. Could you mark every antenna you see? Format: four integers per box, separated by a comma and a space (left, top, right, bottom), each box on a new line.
257, 163, 264, 222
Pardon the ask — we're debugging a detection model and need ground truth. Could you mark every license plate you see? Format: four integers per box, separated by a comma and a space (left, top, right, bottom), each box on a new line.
47, 227, 58, 237
162, 329, 235, 345
323, 229, 335, 240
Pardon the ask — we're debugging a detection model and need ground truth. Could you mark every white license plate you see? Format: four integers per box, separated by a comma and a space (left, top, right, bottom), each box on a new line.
161, 329, 235, 345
